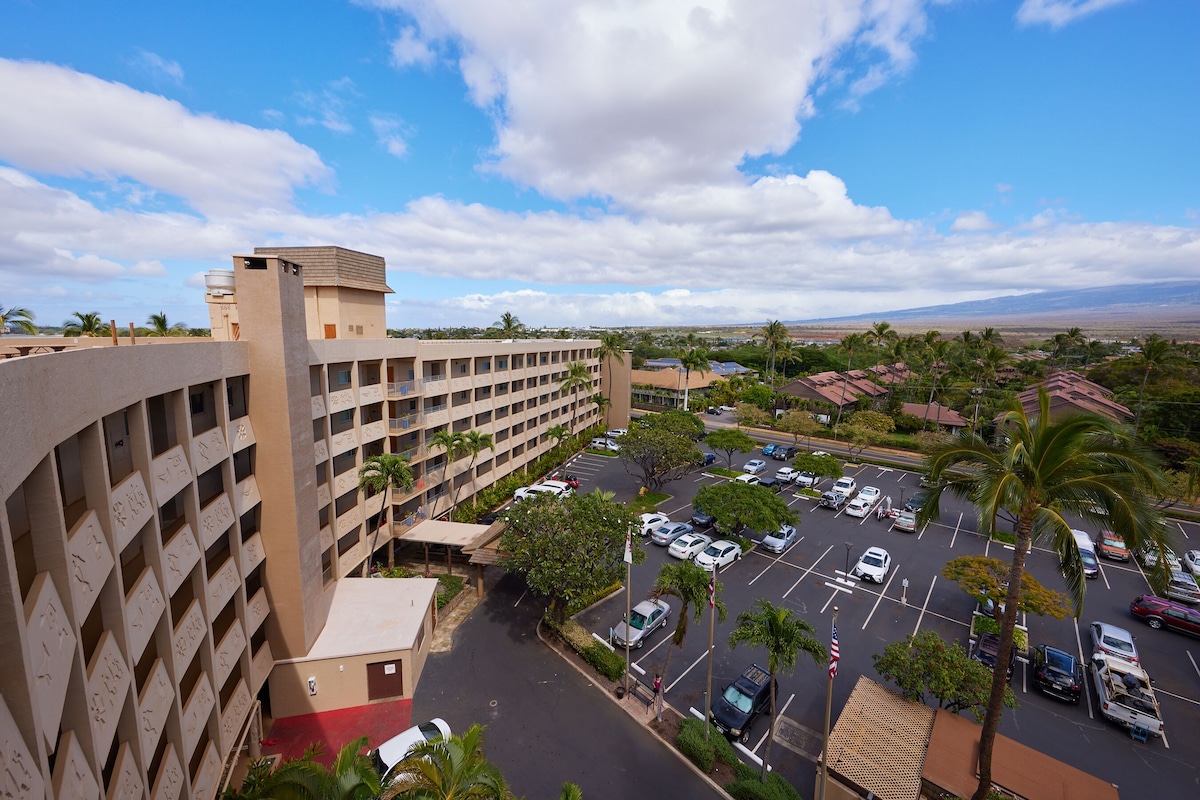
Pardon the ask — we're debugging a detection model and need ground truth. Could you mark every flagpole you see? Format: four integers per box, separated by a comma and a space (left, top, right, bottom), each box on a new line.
818, 606, 838, 800
704, 567, 716, 743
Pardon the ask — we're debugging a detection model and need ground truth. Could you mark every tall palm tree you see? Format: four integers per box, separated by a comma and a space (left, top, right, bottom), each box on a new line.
491, 312, 523, 339
594, 332, 627, 366
428, 429, 465, 516
727, 599, 827, 779
547, 424, 571, 449
651, 560, 727, 702
868, 321, 897, 373
921, 339, 957, 430
833, 332, 867, 431
676, 347, 710, 412
450, 431, 493, 515
382, 724, 507, 800
559, 361, 594, 432
62, 311, 108, 337
756, 320, 789, 389
1131, 334, 1180, 436
146, 311, 188, 336
920, 389, 1170, 800
358, 454, 415, 576
591, 392, 611, 428
225, 737, 381, 800
0, 304, 37, 336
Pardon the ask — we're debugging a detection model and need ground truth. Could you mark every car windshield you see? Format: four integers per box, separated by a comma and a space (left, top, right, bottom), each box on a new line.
862, 555, 884, 568
417, 722, 444, 742
1044, 650, 1073, 674
722, 685, 754, 713
1081, 551, 1098, 568
1101, 634, 1134, 655
703, 545, 721, 557
1101, 535, 1126, 550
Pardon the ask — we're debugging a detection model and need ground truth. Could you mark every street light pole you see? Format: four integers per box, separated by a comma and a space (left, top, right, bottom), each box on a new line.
844, 542, 853, 576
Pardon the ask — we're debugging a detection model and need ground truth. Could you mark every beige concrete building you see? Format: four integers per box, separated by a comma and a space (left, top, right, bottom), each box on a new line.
0, 247, 619, 799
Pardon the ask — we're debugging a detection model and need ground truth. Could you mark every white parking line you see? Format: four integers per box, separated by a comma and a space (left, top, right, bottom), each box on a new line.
821, 586, 849, 612
862, 568, 899, 630
753, 693, 796, 753
666, 646, 712, 693
1097, 560, 1111, 591
1177, 521, 1189, 540
1073, 621, 1095, 719
912, 576, 937, 636
1154, 686, 1200, 707
783, 545, 834, 599
949, 512, 963, 549
1188, 651, 1200, 681
748, 538, 803, 586
917, 521, 929, 540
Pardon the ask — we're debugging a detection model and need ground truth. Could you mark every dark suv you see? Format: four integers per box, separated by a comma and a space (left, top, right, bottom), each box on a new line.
771, 445, 798, 461
710, 664, 773, 743
1130, 594, 1200, 637
1032, 645, 1083, 703
970, 633, 1015, 679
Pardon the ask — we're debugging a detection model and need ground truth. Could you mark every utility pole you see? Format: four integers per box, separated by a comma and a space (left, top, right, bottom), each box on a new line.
818, 606, 839, 800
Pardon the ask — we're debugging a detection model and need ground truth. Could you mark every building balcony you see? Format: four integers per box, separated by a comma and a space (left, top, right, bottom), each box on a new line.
421, 374, 447, 391
387, 380, 420, 398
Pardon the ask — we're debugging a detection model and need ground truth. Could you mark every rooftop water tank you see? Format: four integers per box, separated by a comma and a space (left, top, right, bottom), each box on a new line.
205, 269, 236, 297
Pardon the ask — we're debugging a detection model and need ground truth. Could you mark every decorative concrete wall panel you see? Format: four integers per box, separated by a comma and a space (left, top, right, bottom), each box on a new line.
162, 525, 200, 597
172, 600, 206, 675
111, 471, 153, 552
106, 742, 143, 800
191, 741, 220, 800
198, 494, 234, 550
338, 543, 365, 578
310, 394, 326, 420
213, 623, 246, 688
151, 445, 193, 507
327, 388, 355, 413
330, 428, 358, 458
85, 631, 129, 758
234, 475, 261, 516
318, 525, 334, 552
361, 420, 386, 443
226, 415, 256, 454
450, 376, 472, 393
316, 482, 331, 508
250, 642, 273, 693
422, 409, 448, 428
245, 588, 269, 636
24, 573, 77, 748
137, 659, 173, 759
332, 469, 357, 498
365, 491, 385, 518
50, 730, 98, 800
240, 533, 265, 576
218, 679, 252, 752
66, 510, 114, 624
314, 438, 329, 465
189, 427, 229, 476
125, 567, 165, 661
358, 384, 384, 405
0, 694, 45, 799
151, 743, 184, 800
334, 506, 362, 538
180, 677, 214, 756
206, 558, 240, 613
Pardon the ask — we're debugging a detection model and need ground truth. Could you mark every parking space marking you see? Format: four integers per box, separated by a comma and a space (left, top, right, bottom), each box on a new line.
912, 576, 937, 636
1188, 651, 1200, 681
1177, 520, 1189, 540
862, 568, 899, 630
1097, 559, 1111, 590
666, 646, 711, 693
666, 502, 693, 517
916, 521, 929, 540
783, 545, 834, 599
748, 539, 804, 586
821, 585, 850, 612
753, 693, 796, 754
1154, 686, 1200, 707
949, 512, 963, 549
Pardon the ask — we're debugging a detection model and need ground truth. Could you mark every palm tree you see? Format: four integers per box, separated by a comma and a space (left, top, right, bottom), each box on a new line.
559, 361, 594, 433
146, 312, 188, 336
591, 392, 611, 429
868, 321, 898, 374
651, 560, 727, 703
428, 429, 465, 516
920, 389, 1170, 800
358, 454, 415, 576
225, 737, 380, 800
676, 347, 710, 412
451, 431, 493, 515
756, 320, 789, 388
381, 724, 507, 800
833, 332, 867, 431
0, 304, 37, 336
491, 312, 522, 339
547, 424, 571, 449
920, 339, 957, 430
594, 331, 627, 366
62, 311, 108, 337
727, 599, 827, 779
1131, 334, 1180, 436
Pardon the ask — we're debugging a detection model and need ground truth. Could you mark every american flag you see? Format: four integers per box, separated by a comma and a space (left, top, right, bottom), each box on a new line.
708, 570, 716, 608
828, 621, 840, 679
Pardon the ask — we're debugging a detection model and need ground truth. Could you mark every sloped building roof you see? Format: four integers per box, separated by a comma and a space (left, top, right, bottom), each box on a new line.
778, 370, 885, 408
1017, 370, 1132, 423
901, 402, 968, 429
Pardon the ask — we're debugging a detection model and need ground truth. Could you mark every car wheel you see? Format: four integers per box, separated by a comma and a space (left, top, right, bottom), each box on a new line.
738, 729, 751, 744
635, 638, 644, 649
1148, 617, 1164, 629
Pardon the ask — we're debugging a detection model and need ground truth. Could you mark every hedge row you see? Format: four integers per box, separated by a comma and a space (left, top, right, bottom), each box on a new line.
547, 618, 627, 683
676, 718, 739, 774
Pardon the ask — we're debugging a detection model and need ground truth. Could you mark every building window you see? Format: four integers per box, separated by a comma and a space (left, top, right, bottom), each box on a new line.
337, 369, 351, 385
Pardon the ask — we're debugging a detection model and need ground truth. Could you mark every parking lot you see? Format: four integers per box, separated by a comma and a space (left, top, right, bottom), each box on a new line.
562, 445, 1200, 799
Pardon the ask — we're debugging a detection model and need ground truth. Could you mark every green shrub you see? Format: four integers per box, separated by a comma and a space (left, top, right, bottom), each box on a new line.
711, 729, 739, 766
567, 581, 623, 615
435, 575, 465, 609
992, 530, 1017, 545
676, 718, 715, 773
726, 770, 803, 800
583, 641, 626, 681
710, 467, 742, 478
730, 535, 752, 554
551, 618, 597, 652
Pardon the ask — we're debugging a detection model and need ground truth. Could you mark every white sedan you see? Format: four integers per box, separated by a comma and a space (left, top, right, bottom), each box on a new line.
669, 532, 714, 560
845, 497, 873, 518
857, 486, 881, 506
852, 547, 892, 583
744, 459, 768, 474
1184, 550, 1200, 576
694, 540, 742, 571
638, 512, 670, 537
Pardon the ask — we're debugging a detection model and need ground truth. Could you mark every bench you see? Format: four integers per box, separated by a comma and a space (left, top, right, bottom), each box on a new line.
626, 679, 657, 709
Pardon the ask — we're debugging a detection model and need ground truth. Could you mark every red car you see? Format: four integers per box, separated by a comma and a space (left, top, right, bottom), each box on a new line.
1130, 594, 1200, 637
1095, 530, 1129, 561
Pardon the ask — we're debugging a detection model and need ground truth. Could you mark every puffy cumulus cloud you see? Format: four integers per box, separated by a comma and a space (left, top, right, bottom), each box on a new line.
0, 59, 331, 215
365, 1, 932, 202
390, 26, 437, 67
950, 211, 998, 231
1016, 0, 1134, 29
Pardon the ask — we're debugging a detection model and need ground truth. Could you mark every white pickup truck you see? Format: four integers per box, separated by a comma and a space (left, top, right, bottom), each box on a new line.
1091, 653, 1164, 738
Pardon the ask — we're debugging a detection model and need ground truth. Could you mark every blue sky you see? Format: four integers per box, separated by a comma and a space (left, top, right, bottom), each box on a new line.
0, 0, 1196, 330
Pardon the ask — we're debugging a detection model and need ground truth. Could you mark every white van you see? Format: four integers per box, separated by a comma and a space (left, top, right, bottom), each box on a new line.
1071, 529, 1100, 579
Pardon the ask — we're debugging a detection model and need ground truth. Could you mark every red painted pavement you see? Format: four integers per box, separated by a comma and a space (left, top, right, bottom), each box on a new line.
261, 698, 412, 765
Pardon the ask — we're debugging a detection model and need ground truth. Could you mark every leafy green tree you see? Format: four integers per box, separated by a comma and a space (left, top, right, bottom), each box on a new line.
647, 408, 707, 440
740, 383, 775, 412
618, 421, 704, 491
921, 388, 1171, 800
873, 631, 1017, 723
146, 311, 187, 336
501, 490, 642, 623
559, 361, 595, 432
224, 736, 382, 800
1131, 334, 1181, 436
0, 304, 37, 336
692, 481, 797, 537
62, 311, 108, 337
776, 408, 820, 447
728, 599, 827, 779
651, 560, 728, 699
790, 452, 842, 486
756, 320, 789, 389
734, 403, 771, 429
591, 392, 611, 427
842, 409, 895, 459
833, 332, 867, 430
941, 556, 1069, 622
704, 428, 756, 468
868, 321, 898, 373
676, 347, 710, 411
382, 724, 506, 800
357, 454, 415, 576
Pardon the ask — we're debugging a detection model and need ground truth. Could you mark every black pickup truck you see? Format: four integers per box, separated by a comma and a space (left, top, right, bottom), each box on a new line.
710, 663, 774, 743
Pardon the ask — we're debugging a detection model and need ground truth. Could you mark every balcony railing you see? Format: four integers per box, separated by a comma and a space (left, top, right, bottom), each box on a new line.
389, 413, 420, 431
387, 380, 418, 397
421, 375, 447, 389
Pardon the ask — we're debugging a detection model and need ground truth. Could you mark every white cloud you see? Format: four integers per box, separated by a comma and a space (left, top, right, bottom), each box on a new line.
370, 114, 412, 157
294, 77, 358, 134
1016, 0, 1134, 29
367, 1, 932, 202
390, 26, 437, 67
128, 50, 184, 84
951, 211, 998, 231
0, 59, 331, 215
